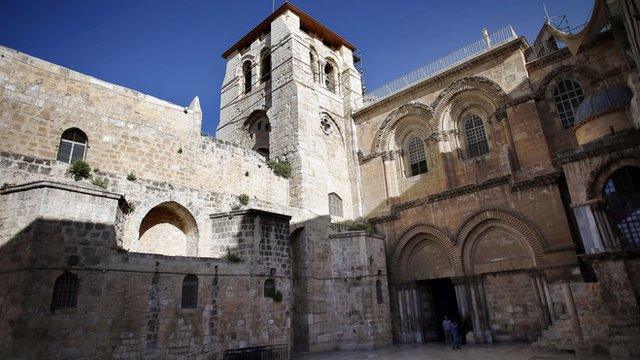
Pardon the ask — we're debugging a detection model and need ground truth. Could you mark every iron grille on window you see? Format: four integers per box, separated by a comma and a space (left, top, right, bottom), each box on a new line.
464, 114, 489, 158
553, 79, 584, 129
181, 274, 198, 309
603, 167, 640, 249
407, 137, 428, 176
328, 193, 343, 217
264, 278, 275, 297
51, 272, 78, 311
57, 128, 87, 163
223, 345, 288, 360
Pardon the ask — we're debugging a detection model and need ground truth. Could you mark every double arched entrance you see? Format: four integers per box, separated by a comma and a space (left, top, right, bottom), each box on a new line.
390, 210, 551, 344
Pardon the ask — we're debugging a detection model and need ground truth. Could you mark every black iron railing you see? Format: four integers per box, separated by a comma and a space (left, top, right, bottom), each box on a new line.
223, 344, 288, 360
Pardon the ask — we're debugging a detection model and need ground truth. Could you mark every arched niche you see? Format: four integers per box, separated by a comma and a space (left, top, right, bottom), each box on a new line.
458, 210, 546, 276
390, 224, 460, 284
136, 201, 199, 256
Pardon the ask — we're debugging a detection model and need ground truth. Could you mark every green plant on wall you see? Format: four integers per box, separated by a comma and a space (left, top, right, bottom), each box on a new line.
266, 159, 292, 179
238, 193, 249, 206
127, 172, 137, 181
91, 177, 108, 189
67, 160, 92, 181
223, 247, 242, 263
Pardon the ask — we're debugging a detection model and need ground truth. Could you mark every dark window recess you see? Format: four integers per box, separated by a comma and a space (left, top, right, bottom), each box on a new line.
603, 166, 640, 249
181, 274, 198, 309
376, 280, 384, 304
261, 51, 271, 82
406, 137, 428, 176
243, 61, 252, 94
51, 272, 79, 311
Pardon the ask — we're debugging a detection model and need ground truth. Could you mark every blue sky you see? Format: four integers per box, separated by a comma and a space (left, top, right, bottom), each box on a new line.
0, 0, 591, 135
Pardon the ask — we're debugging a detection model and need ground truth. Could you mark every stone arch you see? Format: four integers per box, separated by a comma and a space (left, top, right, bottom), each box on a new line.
389, 223, 460, 284
432, 76, 508, 130
135, 201, 199, 256
457, 209, 546, 275
536, 64, 599, 100
587, 156, 640, 200
371, 102, 434, 153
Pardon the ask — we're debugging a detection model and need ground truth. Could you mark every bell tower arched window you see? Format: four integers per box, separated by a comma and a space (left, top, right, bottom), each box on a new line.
260, 48, 271, 83
57, 128, 87, 163
404, 137, 428, 177
553, 79, 584, 129
243, 61, 252, 94
463, 114, 489, 158
309, 49, 319, 83
324, 62, 337, 93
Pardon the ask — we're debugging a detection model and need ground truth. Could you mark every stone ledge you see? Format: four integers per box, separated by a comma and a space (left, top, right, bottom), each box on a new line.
328, 231, 385, 240
0, 180, 123, 200
209, 208, 292, 221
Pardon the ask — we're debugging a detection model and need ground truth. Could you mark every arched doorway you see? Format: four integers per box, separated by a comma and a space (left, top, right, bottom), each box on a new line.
602, 166, 640, 249
136, 202, 199, 256
390, 224, 461, 343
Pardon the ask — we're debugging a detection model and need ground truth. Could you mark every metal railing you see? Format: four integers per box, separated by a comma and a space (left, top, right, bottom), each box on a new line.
223, 344, 289, 360
525, 23, 610, 62
363, 25, 518, 104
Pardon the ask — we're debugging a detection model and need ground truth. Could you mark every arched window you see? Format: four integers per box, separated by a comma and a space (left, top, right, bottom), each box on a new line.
264, 278, 275, 297
57, 128, 87, 163
51, 272, 78, 311
463, 114, 489, 158
243, 61, 252, 94
324, 62, 337, 93
405, 137, 428, 177
553, 79, 585, 129
603, 166, 640, 249
309, 48, 319, 83
328, 192, 343, 217
260, 48, 271, 83
376, 279, 384, 304
181, 274, 198, 309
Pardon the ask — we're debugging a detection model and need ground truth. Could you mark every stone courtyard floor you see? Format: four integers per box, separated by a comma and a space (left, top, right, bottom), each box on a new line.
293, 343, 616, 360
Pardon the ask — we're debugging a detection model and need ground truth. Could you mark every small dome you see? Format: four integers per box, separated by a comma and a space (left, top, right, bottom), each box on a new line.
576, 84, 632, 125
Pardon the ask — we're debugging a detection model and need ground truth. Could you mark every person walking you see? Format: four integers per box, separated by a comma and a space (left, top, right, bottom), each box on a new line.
442, 316, 452, 345
450, 320, 461, 350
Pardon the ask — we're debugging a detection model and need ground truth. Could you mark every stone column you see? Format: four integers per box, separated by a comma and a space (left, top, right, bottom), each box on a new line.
392, 284, 423, 343
465, 276, 493, 344
572, 203, 606, 253
531, 271, 552, 328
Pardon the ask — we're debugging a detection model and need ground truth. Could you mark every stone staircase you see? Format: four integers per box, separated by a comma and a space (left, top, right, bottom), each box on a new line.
532, 315, 580, 354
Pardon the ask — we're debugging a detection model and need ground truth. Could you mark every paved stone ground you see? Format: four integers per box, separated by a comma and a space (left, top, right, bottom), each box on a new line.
293, 343, 613, 360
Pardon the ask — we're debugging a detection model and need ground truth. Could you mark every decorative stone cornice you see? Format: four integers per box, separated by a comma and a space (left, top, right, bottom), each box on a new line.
510, 171, 561, 192
555, 129, 640, 165
369, 171, 573, 224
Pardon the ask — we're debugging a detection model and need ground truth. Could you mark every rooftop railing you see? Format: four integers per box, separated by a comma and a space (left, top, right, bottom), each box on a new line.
362, 25, 518, 104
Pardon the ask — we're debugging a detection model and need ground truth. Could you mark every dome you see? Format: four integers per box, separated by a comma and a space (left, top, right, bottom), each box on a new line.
576, 84, 632, 125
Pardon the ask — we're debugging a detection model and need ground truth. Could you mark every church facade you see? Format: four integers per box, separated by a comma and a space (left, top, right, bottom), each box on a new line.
1, 0, 640, 358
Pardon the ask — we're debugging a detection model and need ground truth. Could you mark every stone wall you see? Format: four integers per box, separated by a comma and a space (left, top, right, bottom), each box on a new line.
329, 231, 392, 350
0, 182, 293, 359
0, 45, 289, 208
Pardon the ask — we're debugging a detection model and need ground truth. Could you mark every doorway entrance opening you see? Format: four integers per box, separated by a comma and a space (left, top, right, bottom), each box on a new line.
418, 278, 460, 341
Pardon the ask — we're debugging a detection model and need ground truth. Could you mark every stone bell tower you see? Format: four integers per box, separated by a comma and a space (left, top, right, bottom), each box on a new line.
217, 2, 364, 219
